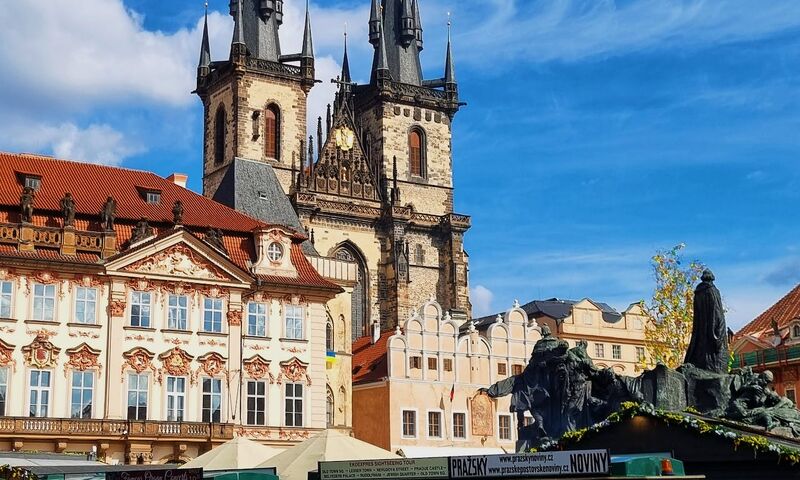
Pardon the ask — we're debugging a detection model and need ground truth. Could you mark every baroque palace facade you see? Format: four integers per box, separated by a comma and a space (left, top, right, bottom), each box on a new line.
195, 0, 472, 342
0, 153, 355, 463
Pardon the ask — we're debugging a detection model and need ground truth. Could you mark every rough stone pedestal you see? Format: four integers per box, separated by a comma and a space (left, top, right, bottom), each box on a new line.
640, 364, 688, 411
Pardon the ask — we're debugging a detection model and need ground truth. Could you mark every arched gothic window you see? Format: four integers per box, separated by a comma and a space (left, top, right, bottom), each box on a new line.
334, 244, 368, 341
214, 107, 226, 165
408, 128, 425, 177
326, 315, 334, 352
264, 104, 280, 160
326, 386, 335, 427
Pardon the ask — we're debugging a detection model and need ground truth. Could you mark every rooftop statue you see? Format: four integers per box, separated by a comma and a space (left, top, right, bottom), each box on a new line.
60, 192, 76, 227
101, 196, 116, 231
482, 272, 799, 452
19, 186, 34, 223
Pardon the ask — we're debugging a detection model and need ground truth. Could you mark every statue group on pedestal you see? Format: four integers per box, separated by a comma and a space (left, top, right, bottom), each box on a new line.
482, 269, 800, 451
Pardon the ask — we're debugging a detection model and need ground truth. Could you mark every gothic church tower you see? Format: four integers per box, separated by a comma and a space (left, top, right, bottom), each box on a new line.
196, 0, 315, 197
197, 0, 471, 339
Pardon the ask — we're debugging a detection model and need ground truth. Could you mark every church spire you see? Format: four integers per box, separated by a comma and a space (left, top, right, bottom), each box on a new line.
341, 29, 351, 85
301, 0, 314, 60
444, 15, 456, 87
299, 0, 315, 89
198, 2, 211, 78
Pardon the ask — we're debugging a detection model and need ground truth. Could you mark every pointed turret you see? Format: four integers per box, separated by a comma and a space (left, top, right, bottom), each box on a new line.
198, 4, 211, 79
372, 14, 391, 85
301, 0, 314, 60
413, 0, 423, 51
368, 0, 381, 45
444, 18, 456, 89
341, 31, 352, 85
230, 0, 247, 60
299, 0, 315, 89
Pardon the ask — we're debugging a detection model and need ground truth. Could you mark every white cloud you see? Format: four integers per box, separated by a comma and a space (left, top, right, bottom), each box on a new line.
0, 120, 142, 166
0, 0, 231, 108
447, 0, 800, 66
470, 285, 495, 317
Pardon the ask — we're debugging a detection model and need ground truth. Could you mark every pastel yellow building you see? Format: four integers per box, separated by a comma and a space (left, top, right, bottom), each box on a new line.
502, 298, 648, 374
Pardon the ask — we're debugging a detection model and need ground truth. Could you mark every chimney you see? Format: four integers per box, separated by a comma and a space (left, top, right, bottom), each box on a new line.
167, 173, 188, 188
371, 320, 380, 344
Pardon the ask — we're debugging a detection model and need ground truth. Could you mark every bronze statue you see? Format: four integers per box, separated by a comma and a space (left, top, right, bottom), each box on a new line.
130, 218, 154, 244
684, 269, 728, 373
101, 196, 116, 231
478, 271, 799, 451
172, 200, 184, 225
60, 192, 76, 227
20, 186, 34, 223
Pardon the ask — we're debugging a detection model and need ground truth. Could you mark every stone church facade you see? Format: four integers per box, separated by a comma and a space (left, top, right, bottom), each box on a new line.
195, 0, 472, 342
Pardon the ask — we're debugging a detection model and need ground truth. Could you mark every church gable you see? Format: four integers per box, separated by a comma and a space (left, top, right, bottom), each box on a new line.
300, 103, 380, 202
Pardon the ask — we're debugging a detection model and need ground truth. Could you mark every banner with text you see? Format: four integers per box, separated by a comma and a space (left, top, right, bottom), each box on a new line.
320, 458, 450, 480
450, 450, 610, 478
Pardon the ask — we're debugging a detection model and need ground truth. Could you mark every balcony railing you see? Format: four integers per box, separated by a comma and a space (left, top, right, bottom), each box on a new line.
737, 344, 800, 368
0, 417, 234, 441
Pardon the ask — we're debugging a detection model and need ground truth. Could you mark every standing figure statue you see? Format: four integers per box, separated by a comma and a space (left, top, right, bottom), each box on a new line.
172, 200, 184, 225
684, 269, 729, 373
20, 186, 35, 223
60, 192, 76, 227
101, 196, 117, 231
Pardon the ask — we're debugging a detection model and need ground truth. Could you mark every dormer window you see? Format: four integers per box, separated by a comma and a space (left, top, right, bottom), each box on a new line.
24, 176, 41, 190
792, 323, 800, 339
142, 190, 161, 204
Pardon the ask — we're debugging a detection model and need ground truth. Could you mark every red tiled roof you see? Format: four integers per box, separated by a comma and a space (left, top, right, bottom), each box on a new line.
352, 330, 394, 384
0, 152, 266, 232
737, 283, 800, 339
0, 152, 333, 293
255, 244, 342, 291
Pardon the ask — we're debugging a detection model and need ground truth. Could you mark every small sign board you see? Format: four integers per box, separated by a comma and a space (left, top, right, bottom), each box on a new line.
106, 468, 203, 480
449, 450, 610, 478
320, 458, 450, 480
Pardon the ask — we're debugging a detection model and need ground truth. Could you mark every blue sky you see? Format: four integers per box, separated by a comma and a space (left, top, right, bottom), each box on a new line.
2, 0, 800, 329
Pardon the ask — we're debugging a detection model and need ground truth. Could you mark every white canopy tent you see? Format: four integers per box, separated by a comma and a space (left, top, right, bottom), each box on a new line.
181, 437, 283, 471
257, 430, 398, 480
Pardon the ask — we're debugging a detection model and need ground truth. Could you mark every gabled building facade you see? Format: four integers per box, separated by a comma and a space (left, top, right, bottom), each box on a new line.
352, 300, 542, 456
195, 0, 472, 343
0, 153, 344, 463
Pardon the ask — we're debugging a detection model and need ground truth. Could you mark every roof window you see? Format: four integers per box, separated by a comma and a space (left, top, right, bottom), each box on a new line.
145, 191, 161, 204
24, 176, 41, 190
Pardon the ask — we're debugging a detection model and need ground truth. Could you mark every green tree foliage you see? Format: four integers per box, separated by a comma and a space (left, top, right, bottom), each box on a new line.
640, 244, 704, 369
